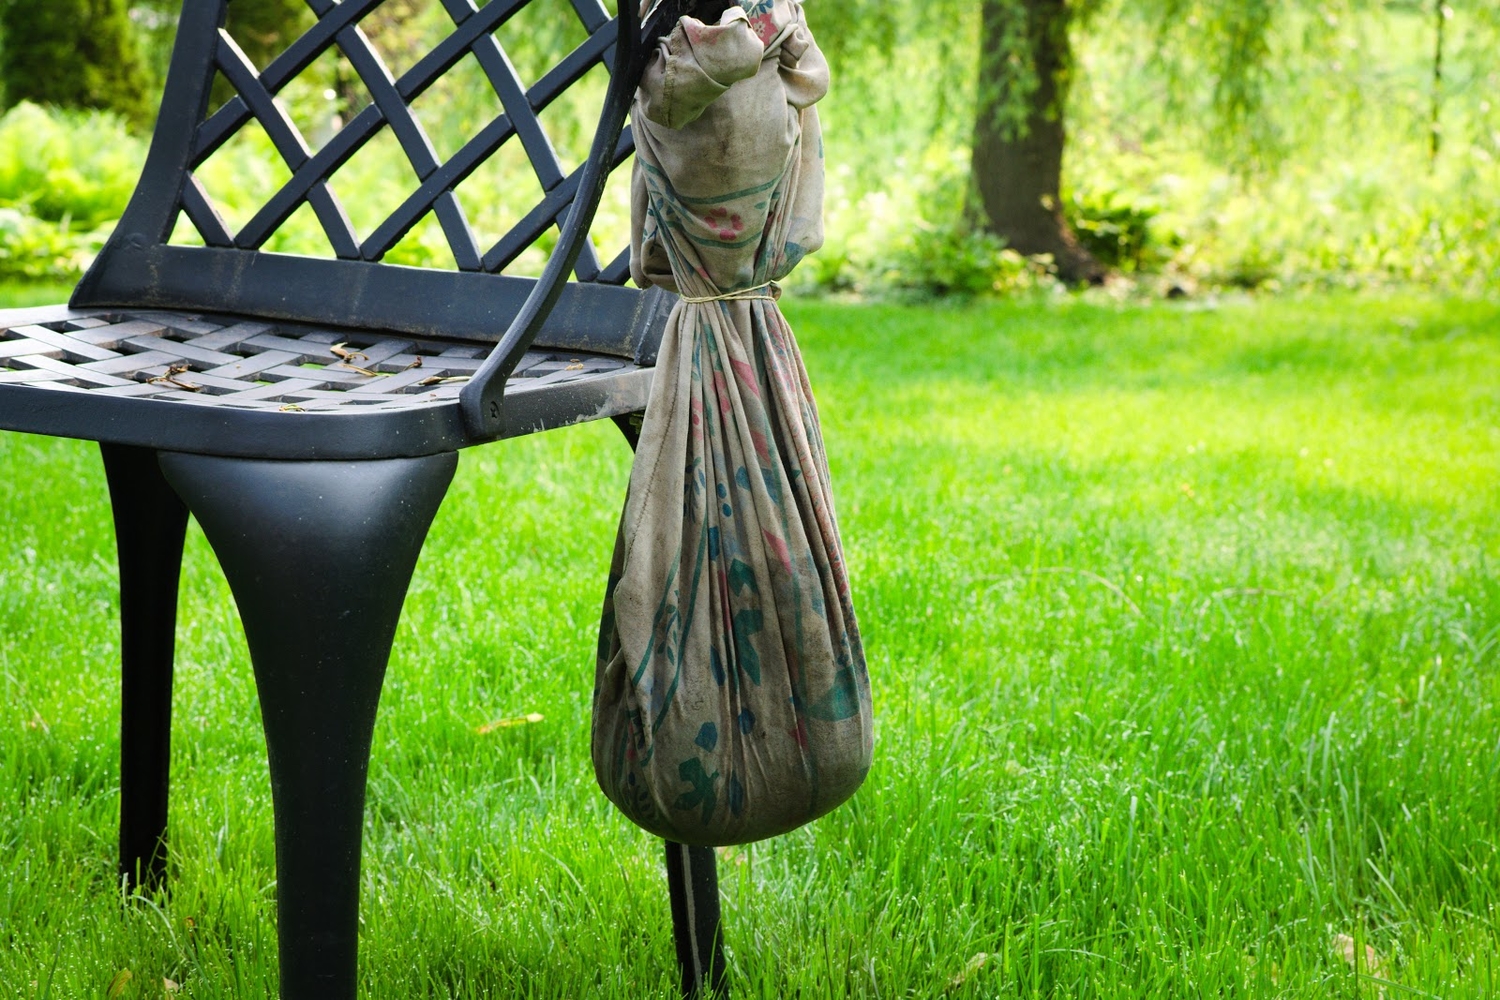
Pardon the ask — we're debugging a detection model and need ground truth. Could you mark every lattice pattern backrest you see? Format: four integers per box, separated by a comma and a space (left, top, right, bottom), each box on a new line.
187, 0, 630, 279
73, 0, 659, 353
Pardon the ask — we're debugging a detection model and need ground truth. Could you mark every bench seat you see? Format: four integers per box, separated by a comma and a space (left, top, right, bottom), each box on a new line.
0, 305, 652, 459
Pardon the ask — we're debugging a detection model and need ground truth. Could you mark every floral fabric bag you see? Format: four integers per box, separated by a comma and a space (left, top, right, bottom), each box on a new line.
592, 0, 872, 846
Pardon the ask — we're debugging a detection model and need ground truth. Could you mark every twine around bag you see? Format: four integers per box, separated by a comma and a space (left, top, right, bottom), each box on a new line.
678, 281, 781, 303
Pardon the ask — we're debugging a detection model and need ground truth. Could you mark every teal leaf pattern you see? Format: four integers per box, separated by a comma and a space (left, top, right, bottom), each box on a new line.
807, 663, 862, 722
673, 758, 720, 826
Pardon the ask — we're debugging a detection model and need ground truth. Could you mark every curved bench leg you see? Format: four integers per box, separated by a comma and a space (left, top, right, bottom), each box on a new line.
159, 451, 457, 1000
666, 842, 728, 997
101, 443, 190, 891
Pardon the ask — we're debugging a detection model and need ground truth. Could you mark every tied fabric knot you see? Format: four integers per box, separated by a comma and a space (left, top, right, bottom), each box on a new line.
679, 281, 781, 303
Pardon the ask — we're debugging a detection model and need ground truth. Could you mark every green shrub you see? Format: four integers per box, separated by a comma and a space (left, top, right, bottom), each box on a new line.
882, 221, 1057, 299
0, 0, 150, 125
0, 103, 141, 281
798, 150, 1057, 299
0, 103, 144, 228
1064, 188, 1160, 273
0, 206, 105, 281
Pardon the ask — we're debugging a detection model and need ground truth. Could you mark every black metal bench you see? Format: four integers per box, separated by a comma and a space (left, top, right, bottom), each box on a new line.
0, 0, 727, 996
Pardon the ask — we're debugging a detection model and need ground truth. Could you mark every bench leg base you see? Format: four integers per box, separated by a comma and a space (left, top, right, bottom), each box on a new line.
159, 451, 457, 1000
102, 443, 189, 891
666, 843, 727, 997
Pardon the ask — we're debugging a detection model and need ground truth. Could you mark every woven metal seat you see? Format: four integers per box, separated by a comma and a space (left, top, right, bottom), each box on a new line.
1, 1, 726, 998
0, 304, 658, 457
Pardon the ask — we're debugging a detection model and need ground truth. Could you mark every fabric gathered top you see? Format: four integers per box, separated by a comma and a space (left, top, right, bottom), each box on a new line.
629, 0, 828, 302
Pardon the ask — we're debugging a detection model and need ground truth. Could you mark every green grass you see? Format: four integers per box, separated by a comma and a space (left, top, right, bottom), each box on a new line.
0, 280, 75, 308
2, 291, 1498, 998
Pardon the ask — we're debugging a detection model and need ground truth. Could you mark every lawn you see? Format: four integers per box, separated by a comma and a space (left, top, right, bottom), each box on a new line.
2, 291, 1497, 998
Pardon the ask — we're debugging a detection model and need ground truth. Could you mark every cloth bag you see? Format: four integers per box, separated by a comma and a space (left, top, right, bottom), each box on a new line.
592, 0, 871, 846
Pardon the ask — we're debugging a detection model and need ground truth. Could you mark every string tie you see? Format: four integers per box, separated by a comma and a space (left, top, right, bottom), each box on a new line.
679, 281, 781, 304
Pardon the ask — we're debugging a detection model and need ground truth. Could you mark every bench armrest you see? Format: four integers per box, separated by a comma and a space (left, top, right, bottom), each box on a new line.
460, 0, 692, 439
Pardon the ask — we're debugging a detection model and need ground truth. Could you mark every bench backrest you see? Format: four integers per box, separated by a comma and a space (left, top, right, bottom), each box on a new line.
72, 0, 678, 373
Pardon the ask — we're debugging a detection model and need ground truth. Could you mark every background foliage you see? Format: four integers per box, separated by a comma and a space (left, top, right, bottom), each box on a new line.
810, 0, 1499, 296
0, 2, 1494, 291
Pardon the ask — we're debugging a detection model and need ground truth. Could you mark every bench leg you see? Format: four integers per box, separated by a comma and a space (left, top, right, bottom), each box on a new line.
101, 443, 190, 891
158, 451, 457, 1000
666, 842, 728, 998
614, 415, 729, 996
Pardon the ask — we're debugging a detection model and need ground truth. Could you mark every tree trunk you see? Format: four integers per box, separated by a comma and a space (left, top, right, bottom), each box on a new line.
971, 0, 1102, 284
